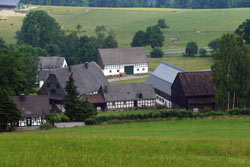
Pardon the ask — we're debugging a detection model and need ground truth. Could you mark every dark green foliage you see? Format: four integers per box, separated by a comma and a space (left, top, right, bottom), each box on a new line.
0, 89, 21, 131
45, 43, 60, 57
199, 48, 207, 57
103, 35, 118, 48
0, 38, 9, 53
235, 19, 250, 45
145, 26, 165, 48
63, 74, 97, 121
150, 47, 164, 58
131, 30, 147, 47
208, 38, 220, 51
95, 25, 118, 49
85, 108, 250, 125
157, 19, 169, 29
185, 41, 198, 57
16, 45, 40, 94
212, 33, 250, 110
16, 10, 64, 49
40, 122, 53, 130
49, 113, 69, 125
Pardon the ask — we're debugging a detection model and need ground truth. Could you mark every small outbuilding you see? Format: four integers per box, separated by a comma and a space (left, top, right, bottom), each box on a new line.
146, 62, 186, 108
0, 0, 20, 9
13, 95, 50, 127
97, 47, 148, 76
171, 71, 216, 112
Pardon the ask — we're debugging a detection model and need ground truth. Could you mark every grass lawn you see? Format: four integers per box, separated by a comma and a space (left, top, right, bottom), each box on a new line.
1, 6, 250, 49
111, 77, 147, 84
1, 118, 250, 167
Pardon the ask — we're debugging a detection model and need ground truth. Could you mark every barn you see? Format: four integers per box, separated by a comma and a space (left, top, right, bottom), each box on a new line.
171, 71, 216, 112
0, 0, 20, 9
97, 47, 148, 76
146, 62, 186, 108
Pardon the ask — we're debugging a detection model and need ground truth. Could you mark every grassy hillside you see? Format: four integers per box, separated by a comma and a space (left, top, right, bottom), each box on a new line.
1, 6, 250, 49
1, 118, 250, 167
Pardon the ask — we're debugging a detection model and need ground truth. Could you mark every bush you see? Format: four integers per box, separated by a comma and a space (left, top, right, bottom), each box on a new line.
40, 122, 53, 130
185, 41, 198, 57
49, 113, 69, 125
199, 48, 207, 57
150, 47, 164, 58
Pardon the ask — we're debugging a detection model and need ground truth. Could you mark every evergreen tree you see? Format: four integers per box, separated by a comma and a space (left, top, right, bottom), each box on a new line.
0, 88, 21, 131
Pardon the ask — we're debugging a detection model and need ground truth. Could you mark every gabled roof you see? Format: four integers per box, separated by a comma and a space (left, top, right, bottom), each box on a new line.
146, 62, 186, 96
48, 62, 109, 95
13, 95, 50, 118
175, 71, 215, 97
39, 57, 66, 70
103, 83, 155, 102
98, 47, 147, 65
82, 94, 105, 104
0, 0, 20, 6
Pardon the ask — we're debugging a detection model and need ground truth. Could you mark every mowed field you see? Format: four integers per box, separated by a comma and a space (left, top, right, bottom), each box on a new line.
1, 118, 250, 167
1, 6, 250, 49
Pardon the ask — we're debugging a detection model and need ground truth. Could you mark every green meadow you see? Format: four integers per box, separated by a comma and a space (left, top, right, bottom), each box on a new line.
1, 6, 250, 49
1, 118, 250, 167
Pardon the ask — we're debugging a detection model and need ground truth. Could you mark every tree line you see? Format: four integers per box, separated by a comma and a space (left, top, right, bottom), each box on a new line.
21, 0, 250, 8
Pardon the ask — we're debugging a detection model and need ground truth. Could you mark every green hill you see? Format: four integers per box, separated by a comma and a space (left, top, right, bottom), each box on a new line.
1, 6, 250, 49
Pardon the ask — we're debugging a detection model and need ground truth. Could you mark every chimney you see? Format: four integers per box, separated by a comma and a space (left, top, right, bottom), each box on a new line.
85, 62, 89, 69
19, 94, 26, 102
68, 65, 72, 72
104, 86, 108, 93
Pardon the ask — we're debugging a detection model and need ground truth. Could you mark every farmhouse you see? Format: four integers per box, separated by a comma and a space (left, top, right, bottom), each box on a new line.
13, 95, 50, 127
38, 62, 108, 112
0, 0, 21, 9
146, 62, 186, 108
97, 47, 148, 76
171, 71, 216, 112
38, 57, 68, 88
99, 83, 156, 111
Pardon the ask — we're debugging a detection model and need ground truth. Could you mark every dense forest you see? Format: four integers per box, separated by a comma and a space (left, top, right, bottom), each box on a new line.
21, 0, 250, 8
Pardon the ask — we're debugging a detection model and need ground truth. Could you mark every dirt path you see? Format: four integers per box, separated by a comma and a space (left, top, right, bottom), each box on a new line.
0, 10, 26, 17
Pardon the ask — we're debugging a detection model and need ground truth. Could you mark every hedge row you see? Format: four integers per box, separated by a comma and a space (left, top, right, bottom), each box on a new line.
85, 108, 250, 125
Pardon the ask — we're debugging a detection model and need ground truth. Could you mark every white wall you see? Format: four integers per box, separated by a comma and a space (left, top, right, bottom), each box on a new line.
19, 117, 46, 127
62, 59, 68, 68
103, 63, 148, 76
156, 94, 172, 108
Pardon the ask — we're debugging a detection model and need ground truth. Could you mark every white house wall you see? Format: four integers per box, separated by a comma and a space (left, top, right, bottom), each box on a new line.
103, 63, 148, 76
18, 117, 47, 127
156, 94, 172, 108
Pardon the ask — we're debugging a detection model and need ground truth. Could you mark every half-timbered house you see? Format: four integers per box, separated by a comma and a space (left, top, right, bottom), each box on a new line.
171, 71, 216, 112
97, 47, 148, 76
38, 62, 109, 112
0, 0, 20, 9
13, 95, 50, 127
146, 62, 186, 108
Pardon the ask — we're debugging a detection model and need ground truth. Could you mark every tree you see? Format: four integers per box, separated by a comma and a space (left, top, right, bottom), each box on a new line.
212, 33, 250, 110
0, 38, 9, 53
199, 48, 207, 57
95, 25, 118, 48
157, 19, 169, 29
235, 19, 250, 44
208, 38, 220, 51
150, 47, 164, 58
145, 25, 165, 48
16, 10, 64, 49
17, 45, 40, 94
76, 24, 83, 32
131, 30, 147, 47
103, 33, 118, 48
0, 88, 21, 131
63, 74, 96, 121
185, 41, 198, 57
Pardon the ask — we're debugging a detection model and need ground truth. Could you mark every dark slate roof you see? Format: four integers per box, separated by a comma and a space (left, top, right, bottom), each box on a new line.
146, 62, 186, 97
176, 71, 215, 97
13, 95, 50, 118
103, 83, 156, 102
98, 47, 147, 65
39, 57, 66, 70
0, 0, 20, 6
38, 70, 50, 81
50, 62, 109, 95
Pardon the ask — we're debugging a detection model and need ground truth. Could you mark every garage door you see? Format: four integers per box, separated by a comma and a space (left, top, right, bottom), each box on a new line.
125, 66, 134, 75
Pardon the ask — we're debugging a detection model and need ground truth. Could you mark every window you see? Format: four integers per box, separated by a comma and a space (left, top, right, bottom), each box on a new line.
142, 68, 145, 71
137, 68, 139, 71
51, 89, 56, 94
56, 84, 60, 89
117, 70, 119, 72
47, 83, 50, 87
109, 70, 112, 73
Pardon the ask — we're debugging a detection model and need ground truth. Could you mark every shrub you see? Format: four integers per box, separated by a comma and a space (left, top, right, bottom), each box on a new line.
150, 47, 164, 58
199, 48, 207, 57
40, 122, 53, 130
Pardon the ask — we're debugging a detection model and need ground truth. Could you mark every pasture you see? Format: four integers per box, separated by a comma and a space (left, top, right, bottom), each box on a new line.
1, 118, 250, 167
1, 6, 250, 49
